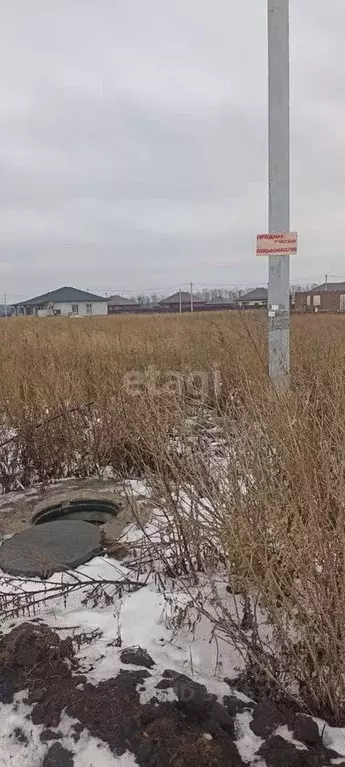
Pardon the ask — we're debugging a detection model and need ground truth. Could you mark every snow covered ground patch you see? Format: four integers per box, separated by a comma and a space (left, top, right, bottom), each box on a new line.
0, 692, 44, 767
0, 693, 137, 767
0, 552, 248, 764
0, 553, 243, 694
1, 547, 345, 765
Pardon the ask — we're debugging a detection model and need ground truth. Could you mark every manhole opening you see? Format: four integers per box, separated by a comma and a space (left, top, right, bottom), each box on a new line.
32, 498, 120, 526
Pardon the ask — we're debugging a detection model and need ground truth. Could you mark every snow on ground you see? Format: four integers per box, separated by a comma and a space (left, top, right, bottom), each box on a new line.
0, 551, 246, 765
0, 553, 243, 695
0, 693, 137, 767
0, 693, 43, 767
123, 479, 152, 498
234, 711, 265, 765
1, 535, 345, 763
54, 714, 138, 767
315, 718, 345, 757
274, 725, 307, 750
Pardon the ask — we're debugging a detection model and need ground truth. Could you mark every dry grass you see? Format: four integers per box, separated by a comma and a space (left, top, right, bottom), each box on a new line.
0, 311, 266, 488
3, 310, 345, 417
147, 381, 345, 720
2, 311, 345, 718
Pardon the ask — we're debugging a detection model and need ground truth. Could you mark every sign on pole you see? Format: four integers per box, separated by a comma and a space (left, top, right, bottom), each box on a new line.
256, 232, 297, 256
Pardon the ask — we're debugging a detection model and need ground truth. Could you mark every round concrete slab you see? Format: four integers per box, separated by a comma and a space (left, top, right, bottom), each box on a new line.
0, 520, 102, 578
0, 479, 127, 539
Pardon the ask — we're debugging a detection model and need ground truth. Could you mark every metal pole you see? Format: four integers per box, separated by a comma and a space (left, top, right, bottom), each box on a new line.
3, 294, 7, 318
268, 0, 290, 388
324, 274, 328, 291
179, 289, 182, 314
190, 282, 193, 313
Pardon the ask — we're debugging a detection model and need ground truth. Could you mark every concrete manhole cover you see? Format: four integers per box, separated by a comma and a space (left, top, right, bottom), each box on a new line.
32, 498, 120, 526
0, 520, 102, 577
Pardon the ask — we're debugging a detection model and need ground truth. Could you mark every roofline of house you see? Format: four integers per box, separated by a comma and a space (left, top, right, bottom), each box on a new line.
14, 291, 106, 307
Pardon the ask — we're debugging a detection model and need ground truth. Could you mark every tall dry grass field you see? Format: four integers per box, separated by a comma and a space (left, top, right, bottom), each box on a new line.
2, 310, 345, 718
3, 309, 345, 410
0, 309, 344, 486
0, 310, 268, 486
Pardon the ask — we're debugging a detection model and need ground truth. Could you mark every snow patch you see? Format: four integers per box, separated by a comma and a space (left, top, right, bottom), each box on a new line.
0, 692, 45, 767
58, 714, 138, 766
234, 710, 265, 765
315, 718, 345, 757
274, 724, 307, 750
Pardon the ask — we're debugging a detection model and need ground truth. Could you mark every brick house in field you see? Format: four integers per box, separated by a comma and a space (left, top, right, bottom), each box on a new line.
107, 295, 139, 314
239, 288, 268, 308
294, 283, 345, 313
158, 291, 205, 312
204, 296, 238, 311
14, 286, 108, 317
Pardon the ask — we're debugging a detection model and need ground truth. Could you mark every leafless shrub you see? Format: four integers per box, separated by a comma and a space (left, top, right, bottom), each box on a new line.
0, 565, 143, 619
132, 361, 345, 721
3, 313, 345, 720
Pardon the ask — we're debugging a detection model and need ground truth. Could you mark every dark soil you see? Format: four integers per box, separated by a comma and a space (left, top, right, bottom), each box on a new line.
0, 674, 15, 703
13, 727, 28, 745
293, 714, 320, 747
250, 698, 288, 738
42, 743, 74, 767
120, 645, 155, 668
258, 735, 324, 767
40, 729, 64, 743
0, 623, 246, 766
0, 622, 344, 767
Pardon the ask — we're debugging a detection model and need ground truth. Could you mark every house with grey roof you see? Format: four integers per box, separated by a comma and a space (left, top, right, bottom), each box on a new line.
14, 287, 108, 317
159, 291, 205, 312
107, 295, 139, 314
239, 288, 268, 308
205, 296, 238, 310
294, 282, 345, 313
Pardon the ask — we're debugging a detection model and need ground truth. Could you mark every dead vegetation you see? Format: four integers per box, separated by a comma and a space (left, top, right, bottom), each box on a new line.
2, 312, 345, 719
0, 311, 264, 489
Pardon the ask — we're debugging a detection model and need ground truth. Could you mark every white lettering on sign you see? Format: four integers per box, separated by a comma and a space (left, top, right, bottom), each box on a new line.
256, 232, 298, 256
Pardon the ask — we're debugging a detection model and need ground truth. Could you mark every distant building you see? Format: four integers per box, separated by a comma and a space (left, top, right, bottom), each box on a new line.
203, 296, 238, 311
239, 288, 268, 308
0, 305, 13, 317
14, 286, 108, 317
159, 291, 205, 312
295, 282, 345, 313
107, 295, 139, 314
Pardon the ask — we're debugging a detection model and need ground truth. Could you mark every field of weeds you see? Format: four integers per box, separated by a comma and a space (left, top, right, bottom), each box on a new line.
0, 311, 267, 488
2, 310, 345, 719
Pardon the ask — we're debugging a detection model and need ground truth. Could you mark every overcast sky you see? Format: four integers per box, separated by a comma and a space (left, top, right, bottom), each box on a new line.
1, 0, 344, 300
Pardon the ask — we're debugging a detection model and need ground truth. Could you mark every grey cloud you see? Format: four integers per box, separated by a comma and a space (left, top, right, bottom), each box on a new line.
0, 0, 344, 299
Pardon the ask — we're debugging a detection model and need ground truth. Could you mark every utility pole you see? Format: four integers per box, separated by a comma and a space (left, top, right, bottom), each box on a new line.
179, 289, 182, 314
268, 0, 290, 388
3, 293, 7, 318
190, 282, 194, 313
324, 274, 328, 291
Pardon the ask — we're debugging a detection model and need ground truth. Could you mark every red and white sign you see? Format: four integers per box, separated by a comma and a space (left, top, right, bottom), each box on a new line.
256, 232, 298, 256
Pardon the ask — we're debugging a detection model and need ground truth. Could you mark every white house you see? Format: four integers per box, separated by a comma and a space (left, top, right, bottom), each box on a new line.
14, 286, 108, 317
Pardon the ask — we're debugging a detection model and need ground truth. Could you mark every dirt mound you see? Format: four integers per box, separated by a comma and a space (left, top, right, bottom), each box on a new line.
0, 622, 82, 713
43, 743, 74, 767
1, 622, 344, 766
63, 670, 243, 765
0, 622, 74, 671
0, 622, 246, 765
